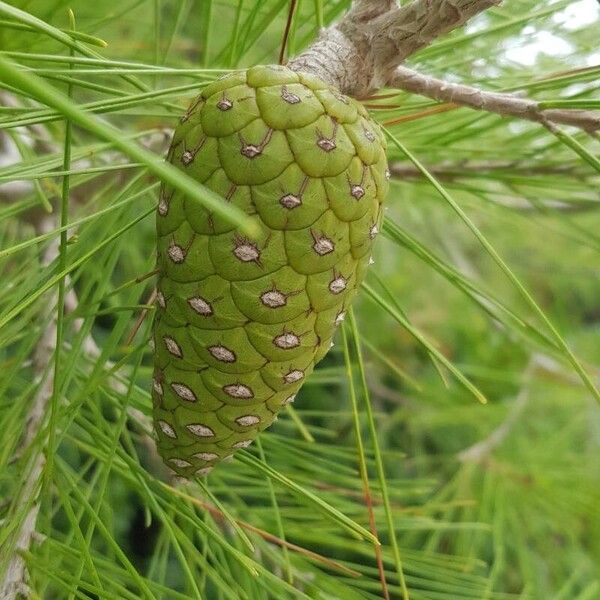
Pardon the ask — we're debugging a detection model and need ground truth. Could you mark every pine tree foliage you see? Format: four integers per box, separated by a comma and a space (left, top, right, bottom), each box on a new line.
0, 1, 598, 599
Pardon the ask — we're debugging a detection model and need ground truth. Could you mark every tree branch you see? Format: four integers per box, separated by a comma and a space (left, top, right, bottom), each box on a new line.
370, 0, 501, 87
289, 1, 597, 133
457, 358, 537, 464
0, 216, 60, 600
289, 0, 500, 97
456, 354, 600, 464
389, 66, 600, 132
350, 0, 398, 19
389, 159, 591, 179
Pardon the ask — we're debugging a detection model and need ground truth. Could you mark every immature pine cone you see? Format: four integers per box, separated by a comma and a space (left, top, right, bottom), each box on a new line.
153, 64, 389, 477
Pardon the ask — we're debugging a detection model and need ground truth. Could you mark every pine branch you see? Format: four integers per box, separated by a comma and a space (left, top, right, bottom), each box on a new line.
0, 216, 60, 600
457, 354, 600, 463
389, 160, 600, 210
289, 1, 597, 133
457, 375, 531, 464
369, 0, 501, 85
390, 66, 600, 132
289, 0, 500, 96
350, 0, 398, 19
389, 159, 591, 179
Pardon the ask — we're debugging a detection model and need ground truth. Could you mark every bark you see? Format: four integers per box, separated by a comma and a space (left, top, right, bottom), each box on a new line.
0, 217, 59, 600
369, 0, 501, 89
289, 0, 501, 97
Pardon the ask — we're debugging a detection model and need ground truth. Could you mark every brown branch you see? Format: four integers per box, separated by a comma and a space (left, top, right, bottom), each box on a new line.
389, 66, 600, 132
278, 0, 299, 65
390, 158, 599, 206
350, 0, 398, 19
370, 0, 501, 87
484, 196, 600, 214
289, 0, 501, 96
288, 1, 596, 133
390, 161, 600, 212
0, 217, 59, 600
288, 27, 365, 94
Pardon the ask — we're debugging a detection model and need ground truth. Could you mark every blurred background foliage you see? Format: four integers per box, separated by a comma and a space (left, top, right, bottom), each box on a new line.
0, 0, 599, 599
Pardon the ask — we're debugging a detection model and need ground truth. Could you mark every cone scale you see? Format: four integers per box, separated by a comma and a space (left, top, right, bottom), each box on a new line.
153, 65, 389, 477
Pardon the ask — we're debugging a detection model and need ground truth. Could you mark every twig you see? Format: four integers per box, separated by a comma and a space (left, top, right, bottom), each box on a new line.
456, 354, 588, 463
164, 484, 362, 577
389, 160, 600, 212
278, 0, 298, 65
389, 66, 600, 132
0, 216, 58, 600
124, 288, 157, 346
457, 386, 530, 464
389, 159, 588, 179
466, 195, 600, 213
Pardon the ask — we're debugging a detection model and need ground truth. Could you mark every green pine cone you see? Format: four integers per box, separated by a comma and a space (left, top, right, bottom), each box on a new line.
153, 64, 389, 477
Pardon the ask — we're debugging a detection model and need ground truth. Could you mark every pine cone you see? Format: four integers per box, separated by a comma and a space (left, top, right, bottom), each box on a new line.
153, 65, 389, 477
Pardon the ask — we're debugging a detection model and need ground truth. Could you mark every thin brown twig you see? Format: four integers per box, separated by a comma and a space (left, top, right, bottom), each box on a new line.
124, 288, 156, 346
363, 102, 404, 110
363, 92, 403, 100
162, 483, 362, 578
279, 0, 298, 65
